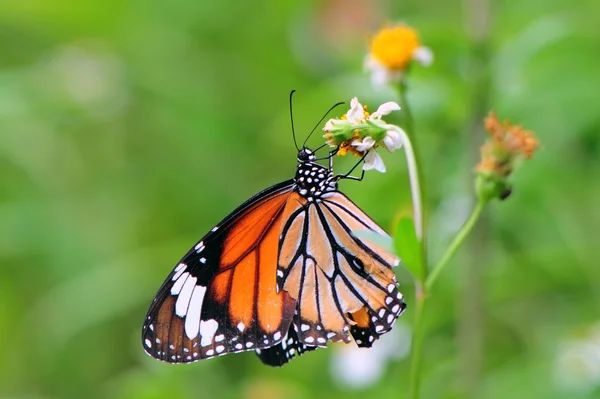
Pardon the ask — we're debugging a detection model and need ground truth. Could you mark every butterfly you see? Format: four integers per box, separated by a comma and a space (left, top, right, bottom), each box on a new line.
142, 100, 406, 367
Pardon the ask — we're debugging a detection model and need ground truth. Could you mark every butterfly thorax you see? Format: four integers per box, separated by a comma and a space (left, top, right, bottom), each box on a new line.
294, 148, 337, 199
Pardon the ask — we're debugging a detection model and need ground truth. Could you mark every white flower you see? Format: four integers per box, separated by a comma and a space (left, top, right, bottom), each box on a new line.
364, 47, 432, 87
351, 136, 376, 152
324, 118, 351, 132
322, 97, 404, 173
382, 126, 404, 152
412, 46, 434, 67
555, 322, 600, 394
351, 136, 384, 172
364, 55, 403, 87
370, 101, 401, 119
330, 323, 411, 389
346, 97, 365, 124
363, 149, 386, 173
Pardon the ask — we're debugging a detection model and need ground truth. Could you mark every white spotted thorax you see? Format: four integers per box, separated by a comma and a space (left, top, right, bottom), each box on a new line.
294, 148, 337, 199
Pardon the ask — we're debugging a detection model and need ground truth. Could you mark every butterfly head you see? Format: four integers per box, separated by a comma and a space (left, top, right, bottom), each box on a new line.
297, 148, 316, 163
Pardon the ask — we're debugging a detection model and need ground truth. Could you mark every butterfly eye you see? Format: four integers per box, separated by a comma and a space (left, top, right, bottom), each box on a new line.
298, 148, 315, 162
297, 150, 309, 161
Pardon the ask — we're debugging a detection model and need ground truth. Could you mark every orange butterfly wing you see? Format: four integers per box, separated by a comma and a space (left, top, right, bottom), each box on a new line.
142, 181, 298, 363
143, 148, 407, 366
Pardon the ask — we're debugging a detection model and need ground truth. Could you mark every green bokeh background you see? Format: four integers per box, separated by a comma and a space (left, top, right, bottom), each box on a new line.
1, 1, 599, 398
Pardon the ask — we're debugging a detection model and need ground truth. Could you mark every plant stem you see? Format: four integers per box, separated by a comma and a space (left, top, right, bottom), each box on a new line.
407, 199, 487, 399
408, 282, 426, 399
398, 81, 415, 138
397, 79, 430, 399
396, 80, 427, 280
425, 198, 487, 292
395, 127, 423, 242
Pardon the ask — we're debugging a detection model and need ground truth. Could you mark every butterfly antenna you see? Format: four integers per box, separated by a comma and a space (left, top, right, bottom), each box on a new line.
289, 90, 300, 152
302, 101, 345, 148
313, 142, 329, 153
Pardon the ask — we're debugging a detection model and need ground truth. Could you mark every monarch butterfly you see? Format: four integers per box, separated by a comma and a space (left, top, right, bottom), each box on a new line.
142, 100, 406, 367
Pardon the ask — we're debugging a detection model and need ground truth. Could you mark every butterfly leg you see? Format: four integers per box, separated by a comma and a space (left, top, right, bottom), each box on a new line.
328, 149, 338, 171
334, 152, 367, 182
338, 169, 365, 182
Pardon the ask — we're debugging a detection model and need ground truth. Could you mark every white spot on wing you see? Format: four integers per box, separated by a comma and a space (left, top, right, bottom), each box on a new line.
173, 264, 187, 280
200, 319, 219, 347
184, 285, 206, 339
273, 331, 281, 341
175, 276, 198, 317
170, 272, 189, 295
237, 322, 245, 332
145, 339, 152, 348
174, 263, 186, 273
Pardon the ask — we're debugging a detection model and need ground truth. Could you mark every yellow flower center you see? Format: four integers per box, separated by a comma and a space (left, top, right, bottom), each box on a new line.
337, 131, 363, 157
370, 25, 421, 70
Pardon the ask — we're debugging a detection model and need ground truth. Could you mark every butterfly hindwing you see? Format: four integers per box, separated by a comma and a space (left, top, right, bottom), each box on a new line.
277, 191, 405, 347
255, 322, 318, 367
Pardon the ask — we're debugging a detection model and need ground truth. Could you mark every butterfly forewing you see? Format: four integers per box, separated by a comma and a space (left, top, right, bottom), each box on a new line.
142, 181, 297, 363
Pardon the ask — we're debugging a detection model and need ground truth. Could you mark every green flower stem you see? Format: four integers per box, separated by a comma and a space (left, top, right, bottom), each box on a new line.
396, 81, 427, 281
408, 198, 487, 399
408, 282, 426, 399
396, 80, 429, 399
425, 197, 487, 292
398, 80, 415, 137
395, 127, 423, 241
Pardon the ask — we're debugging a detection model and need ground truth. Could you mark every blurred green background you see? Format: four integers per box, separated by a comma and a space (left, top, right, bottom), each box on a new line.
1, 0, 599, 398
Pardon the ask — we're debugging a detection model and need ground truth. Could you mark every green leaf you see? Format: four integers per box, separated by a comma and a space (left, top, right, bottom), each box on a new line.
394, 217, 423, 279
352, 230, 396, 255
